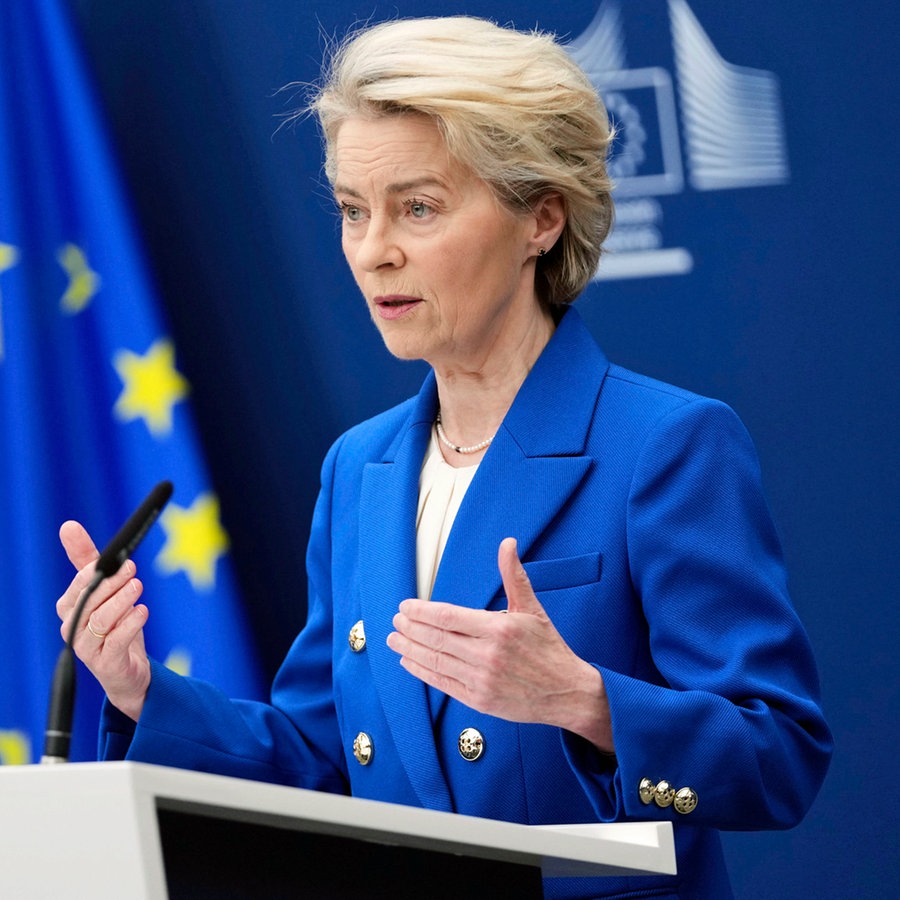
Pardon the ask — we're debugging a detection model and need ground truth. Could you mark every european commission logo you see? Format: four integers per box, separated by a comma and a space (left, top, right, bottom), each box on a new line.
569, 0, 789, 280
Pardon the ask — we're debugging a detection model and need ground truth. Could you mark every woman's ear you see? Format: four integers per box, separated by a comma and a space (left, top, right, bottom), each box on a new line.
529, 192, 567, 256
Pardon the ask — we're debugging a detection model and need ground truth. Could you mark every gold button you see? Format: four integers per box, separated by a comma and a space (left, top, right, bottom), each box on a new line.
674, 787, 698, 814
639, 777, 656, 805
458, 728, 485, 761
352, 732, 373, 766
348, 620, 366, 652
654, 780, 676, 808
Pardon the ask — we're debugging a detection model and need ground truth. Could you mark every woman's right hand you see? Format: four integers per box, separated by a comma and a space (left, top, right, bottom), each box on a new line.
55, 520, 151, 722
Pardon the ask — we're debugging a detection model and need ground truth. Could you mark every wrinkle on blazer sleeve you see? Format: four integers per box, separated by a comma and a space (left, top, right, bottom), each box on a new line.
562, 397, 832, 829
97, 437, 350, 795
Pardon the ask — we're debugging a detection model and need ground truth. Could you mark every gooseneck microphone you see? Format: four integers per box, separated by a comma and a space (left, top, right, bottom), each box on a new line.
93, 481, 174, 580
41, 480, 174, 764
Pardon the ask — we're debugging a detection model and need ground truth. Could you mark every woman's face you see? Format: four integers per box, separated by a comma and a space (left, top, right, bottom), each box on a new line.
333, 114, 545, 372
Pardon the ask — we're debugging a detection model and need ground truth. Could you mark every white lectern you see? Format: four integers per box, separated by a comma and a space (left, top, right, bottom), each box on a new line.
0, 762, 675, 898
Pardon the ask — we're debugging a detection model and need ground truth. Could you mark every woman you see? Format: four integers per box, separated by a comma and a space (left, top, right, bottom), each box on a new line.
57, 17, 832, 899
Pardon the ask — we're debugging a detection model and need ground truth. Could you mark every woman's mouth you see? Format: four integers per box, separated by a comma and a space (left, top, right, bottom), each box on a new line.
373, 296, 423, 320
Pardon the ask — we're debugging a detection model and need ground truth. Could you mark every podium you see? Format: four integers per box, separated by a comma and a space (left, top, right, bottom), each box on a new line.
0, 762, 675, 898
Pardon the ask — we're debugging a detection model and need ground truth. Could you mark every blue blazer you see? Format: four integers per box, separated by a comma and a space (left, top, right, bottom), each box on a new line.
101, 308, 832, 899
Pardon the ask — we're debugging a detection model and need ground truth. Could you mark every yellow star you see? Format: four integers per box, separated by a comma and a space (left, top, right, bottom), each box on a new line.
0, 242, 20, 363
57, 243, 101, 313
0, 243, 18, 272
163, 647, 192, 676
113, 338, 190, 437
155, 492, 230, 591
0, 730, 31, 766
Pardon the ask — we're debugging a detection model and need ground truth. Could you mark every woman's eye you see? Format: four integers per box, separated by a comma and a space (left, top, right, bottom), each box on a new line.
339, 203, 364, 222
407, 200, 432, 219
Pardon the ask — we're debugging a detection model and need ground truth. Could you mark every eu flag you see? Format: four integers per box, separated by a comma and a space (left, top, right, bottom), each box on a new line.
0, 0, 265, 764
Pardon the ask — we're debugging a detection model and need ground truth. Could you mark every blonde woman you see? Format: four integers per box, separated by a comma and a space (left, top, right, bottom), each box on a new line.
58, 18, 831, 899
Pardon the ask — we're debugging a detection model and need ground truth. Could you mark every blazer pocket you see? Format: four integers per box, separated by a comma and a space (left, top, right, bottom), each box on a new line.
522, 552, 602, 593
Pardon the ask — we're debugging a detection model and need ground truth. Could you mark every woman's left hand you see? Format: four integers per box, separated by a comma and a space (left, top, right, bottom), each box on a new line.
387, 537, 614, 752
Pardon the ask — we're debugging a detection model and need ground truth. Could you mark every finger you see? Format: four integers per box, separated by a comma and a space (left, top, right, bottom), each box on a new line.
58, 561, 138, 646
59, 520, 100, 571
83, 576, 144, 642
397, 598, 492, 636
390, 611, 449, 651
57, 555, 136, 617
394, 634, 518, 717
388, 617, 481, 671
397, 653, 470, 698
498, 537, 543, 616
390, 624, 482, 692
100, 603, 149, 656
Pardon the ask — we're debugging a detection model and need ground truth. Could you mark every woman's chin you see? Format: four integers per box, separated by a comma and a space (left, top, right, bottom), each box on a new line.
377, 331, 427, 362
373, 321, 433, 362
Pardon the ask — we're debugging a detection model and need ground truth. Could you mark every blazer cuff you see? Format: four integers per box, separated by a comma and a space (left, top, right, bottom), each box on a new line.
98, 696, 138, 760
559, 666, 624, 822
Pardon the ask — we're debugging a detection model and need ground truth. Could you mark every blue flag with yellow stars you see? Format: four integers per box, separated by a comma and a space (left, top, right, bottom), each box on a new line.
0, 0, 265, 764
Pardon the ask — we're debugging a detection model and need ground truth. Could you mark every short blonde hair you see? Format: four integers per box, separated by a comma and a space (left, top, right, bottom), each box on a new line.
308, 16, 615, 305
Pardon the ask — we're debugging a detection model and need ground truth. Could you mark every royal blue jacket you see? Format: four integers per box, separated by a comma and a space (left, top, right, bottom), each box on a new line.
101, 307, 832, 899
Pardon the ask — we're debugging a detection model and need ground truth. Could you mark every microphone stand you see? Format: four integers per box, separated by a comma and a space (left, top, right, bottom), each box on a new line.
41, 571, 104, 764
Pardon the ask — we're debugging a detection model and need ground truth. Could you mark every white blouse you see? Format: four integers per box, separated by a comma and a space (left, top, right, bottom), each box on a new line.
416, 430, 480, 602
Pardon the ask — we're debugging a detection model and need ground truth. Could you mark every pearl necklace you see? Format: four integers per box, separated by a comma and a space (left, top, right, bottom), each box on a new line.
435, 411, 495, 454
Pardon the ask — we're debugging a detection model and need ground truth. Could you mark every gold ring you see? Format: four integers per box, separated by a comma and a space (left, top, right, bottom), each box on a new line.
87, 619, 108, 639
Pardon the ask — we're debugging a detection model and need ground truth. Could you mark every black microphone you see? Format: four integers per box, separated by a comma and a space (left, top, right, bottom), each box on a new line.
94, 480, 174, 579
41, 480, 174, 764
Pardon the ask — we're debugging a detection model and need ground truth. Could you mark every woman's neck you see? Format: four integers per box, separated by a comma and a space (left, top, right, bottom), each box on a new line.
432, 307, 555, 467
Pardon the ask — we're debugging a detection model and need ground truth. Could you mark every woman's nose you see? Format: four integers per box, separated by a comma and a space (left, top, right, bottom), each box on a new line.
353, 217, 404, 271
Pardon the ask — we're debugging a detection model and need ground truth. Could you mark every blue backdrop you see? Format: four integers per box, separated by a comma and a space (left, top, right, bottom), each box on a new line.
9, 1, 899, 897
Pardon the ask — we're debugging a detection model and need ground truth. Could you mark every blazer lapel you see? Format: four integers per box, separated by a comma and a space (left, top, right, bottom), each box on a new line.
358, 376, 455, 811
431, 307, 608, 612
430, 449, 592, 610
